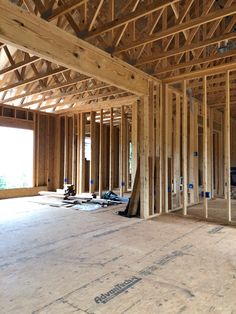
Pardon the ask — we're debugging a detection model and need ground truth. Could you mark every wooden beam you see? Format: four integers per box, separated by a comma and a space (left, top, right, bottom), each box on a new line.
0, 1, 148, 96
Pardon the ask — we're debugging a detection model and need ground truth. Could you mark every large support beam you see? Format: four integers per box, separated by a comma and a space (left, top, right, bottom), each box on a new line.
0, 0, 148, 96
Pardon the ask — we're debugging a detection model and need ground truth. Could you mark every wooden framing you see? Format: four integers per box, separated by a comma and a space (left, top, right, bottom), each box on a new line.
90, 111, 96, 193
225, 71, 231, 221
203, 76, 208, 219
99, 109, 103, 197
182, 81, 188, 215
0, 0, 235, 225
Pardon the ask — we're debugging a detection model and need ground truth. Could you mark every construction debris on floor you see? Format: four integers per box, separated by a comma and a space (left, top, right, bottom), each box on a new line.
37, 187, 129, 212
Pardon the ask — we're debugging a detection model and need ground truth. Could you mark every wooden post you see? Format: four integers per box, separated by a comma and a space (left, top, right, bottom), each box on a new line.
155, 83, 162, 214
182, 80, 188, 215
189, 99, 195, 204
175, 94, 181, 207
90, 111, 96, 193
72, 115, 76, 186
203, 76, 208, 218
149, 81, 155, 215
67, 117, 72, 184
194, 102, 199, 203
225, 70, 231, 221
209, 108, 214, 198
76, 114, 80, 194
189, 100, 199, 204
53, 115, 61, 189
45, 115, 50, 186
131, 101, 138, 188
79, 113, 85, 193
164, 83, 169, 213
109, 107, 114, 191
64, 115, 68, 187
99, 109, 103, 197
120, 106, 125, 196
126, 118, 130, 191
219, 112, 224, 197
159, 83, 164, 213
35, 113, 39, 187
124, 112, 128, 193
140, 95, 150, 218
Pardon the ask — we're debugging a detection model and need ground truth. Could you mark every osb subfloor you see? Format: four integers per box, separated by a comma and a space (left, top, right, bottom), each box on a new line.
1, 197, 236, 314
184, 198, 236, 223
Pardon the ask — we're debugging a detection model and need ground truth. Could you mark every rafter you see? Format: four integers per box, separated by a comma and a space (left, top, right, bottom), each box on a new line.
155, 50, 236, 76
136, 32, 236, 66
163, 60, 236, 83
0, 67, 67, 94
1, 75, 90, 104
41, 0, 86, 21
83, 0, 179, 40
114, 5, 236, 54
88, 0, 105, 31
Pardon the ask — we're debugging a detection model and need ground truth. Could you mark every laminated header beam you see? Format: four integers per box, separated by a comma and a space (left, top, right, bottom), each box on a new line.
0, 1, 148, 96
